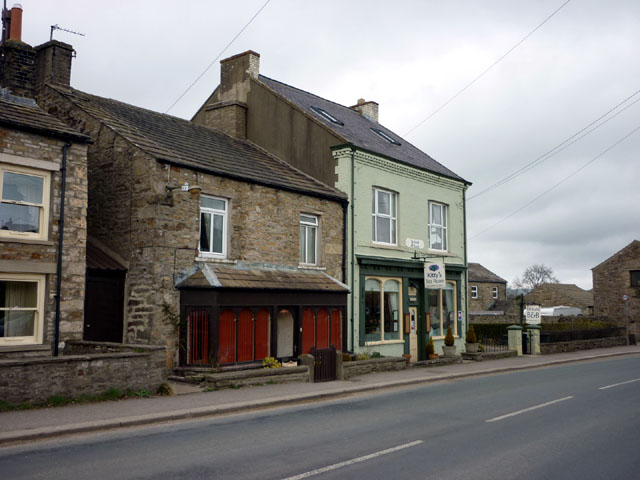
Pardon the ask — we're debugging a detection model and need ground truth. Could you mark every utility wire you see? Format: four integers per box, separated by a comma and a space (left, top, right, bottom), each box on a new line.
470, 123, 640, 240
403, 0, 572, 137
468, 88, 640, 200
165, 0, 272, 114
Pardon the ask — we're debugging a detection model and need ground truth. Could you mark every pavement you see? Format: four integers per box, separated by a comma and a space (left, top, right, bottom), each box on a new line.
1, 345, 639, 446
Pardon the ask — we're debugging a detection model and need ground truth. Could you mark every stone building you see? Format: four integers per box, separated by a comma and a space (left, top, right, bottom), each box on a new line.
0, 11, 90, 357
592, 240, 640, 337
38, 81, 348, 369
524, 283, 593, 316
468, 263, 508, 313
193, 51, 471, 361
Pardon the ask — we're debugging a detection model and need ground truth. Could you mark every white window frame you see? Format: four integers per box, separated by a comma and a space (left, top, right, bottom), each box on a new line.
299, 214, 318, 265
0, 164, 51, 241
0, 273, 45, 346
471, 285, 478, 299
364, 276, 403, 345
428, 201, 448, 252
372, 188, 397, 245
199, 195, 227, 258
492, 286, 499, 299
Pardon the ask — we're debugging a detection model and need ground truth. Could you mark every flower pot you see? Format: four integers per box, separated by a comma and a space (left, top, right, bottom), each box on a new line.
465, 342, 479, 353
442, 345, 457, 357
402, 354, 412, 365
428, 353, 439, 360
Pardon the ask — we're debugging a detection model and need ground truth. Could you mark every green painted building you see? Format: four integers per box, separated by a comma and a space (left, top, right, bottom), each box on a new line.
194, 50, 471, 360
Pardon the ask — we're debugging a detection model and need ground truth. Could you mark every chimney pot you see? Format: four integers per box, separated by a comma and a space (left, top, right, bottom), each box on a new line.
7, 4, 23, 42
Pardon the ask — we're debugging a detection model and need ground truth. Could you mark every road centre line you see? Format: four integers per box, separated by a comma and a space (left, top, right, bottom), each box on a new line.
281, 440, 424, 480
599, 378, 640, 390
486, 396, 574, 423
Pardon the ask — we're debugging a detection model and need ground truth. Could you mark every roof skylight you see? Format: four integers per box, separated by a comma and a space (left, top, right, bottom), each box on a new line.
310, 106, 344, 126
371, 127, 401, 146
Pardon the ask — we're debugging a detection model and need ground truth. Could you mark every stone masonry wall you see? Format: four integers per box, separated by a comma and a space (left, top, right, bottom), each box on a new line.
469, 282, 506, 311
0, 342, 166, 405
593, 242, 640, 339
0, 127, 88, 348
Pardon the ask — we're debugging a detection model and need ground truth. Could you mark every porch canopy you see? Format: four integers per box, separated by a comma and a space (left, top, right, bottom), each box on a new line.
177, 263, 349, 366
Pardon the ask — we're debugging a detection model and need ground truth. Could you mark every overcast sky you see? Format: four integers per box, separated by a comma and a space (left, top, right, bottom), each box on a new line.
18, 0, 640, 289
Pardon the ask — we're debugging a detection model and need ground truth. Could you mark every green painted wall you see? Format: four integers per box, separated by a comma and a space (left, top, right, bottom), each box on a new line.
334, 147, 468, 357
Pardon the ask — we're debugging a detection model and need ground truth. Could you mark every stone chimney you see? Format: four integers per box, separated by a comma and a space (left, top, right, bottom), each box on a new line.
350, 98, 379, 123
34, 40, 74, 89
197, 50, 260, 139
0, 5, 73, 98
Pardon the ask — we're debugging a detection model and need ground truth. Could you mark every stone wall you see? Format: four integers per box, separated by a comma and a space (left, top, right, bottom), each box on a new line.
540, 336, 627, 354
0, 127, 88, 350
0, 342, 166, 405
342, 357, 407, 379
593, 241, 640, 337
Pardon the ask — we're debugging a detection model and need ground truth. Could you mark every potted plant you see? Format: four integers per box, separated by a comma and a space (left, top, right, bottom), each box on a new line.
442, 327, 457, 357
426, 337, 438, 360
465, 325, 479, 353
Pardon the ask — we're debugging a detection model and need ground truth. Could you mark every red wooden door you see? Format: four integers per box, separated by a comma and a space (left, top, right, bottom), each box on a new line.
331, 309, 342, 350
255, 309, 270, 360
237, 309, 254, 363
316, 309, 330, 349
218, 309, 236, 364
302, 308, 315, 354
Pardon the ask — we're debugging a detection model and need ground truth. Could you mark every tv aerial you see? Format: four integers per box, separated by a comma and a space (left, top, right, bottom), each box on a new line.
50, 24, 85, 41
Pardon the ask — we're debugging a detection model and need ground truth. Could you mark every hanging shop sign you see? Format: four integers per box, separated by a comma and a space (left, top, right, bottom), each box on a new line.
424, 260, 446, 289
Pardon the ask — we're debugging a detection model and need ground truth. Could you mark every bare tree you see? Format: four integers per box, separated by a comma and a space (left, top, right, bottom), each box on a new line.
512, 264, 559, 290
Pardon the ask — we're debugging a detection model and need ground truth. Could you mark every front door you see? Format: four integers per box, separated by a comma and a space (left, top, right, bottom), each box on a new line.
84, 269, 125, 342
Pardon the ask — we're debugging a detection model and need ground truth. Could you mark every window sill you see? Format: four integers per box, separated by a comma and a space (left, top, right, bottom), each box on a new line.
0, 237, 53, 246
195, 256, 237, 264
369, 242, 402, 251
431, 336, 460, 340
298, 264, 326, 271
364, 340, 405, 346
0, 344, 49, 353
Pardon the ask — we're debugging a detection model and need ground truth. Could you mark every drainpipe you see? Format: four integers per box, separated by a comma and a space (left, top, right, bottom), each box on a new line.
341, 200, 348, 284
53, 141, 72, 356
350, 147, 356, 352
462, 185, 469, 334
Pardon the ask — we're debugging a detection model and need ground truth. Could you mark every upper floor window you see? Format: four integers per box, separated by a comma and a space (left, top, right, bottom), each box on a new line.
199, 195, 227, 257
0, 165, 50, 241
372, 188, 397, 245
299, 214, 318, 265
428, 201, 448, 251
0, 274, 45, 346
492, 286, 499, 299
310, 106, 344, 126
370, 128, 401, 146
471, 286, 478, 298
631, 271, 640, 288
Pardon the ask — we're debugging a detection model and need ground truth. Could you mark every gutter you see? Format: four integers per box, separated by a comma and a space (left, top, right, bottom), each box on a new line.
53, 141, 72, 356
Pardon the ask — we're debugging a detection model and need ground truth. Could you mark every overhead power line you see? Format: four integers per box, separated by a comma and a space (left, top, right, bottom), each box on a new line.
468, 88, 640, 201
403, 0, 572, 137
470, 123, 640, 240
165, 0, 272, 114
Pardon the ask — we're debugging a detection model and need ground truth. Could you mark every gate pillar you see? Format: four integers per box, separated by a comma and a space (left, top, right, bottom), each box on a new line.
507, 325, 523, 356
526, 324, 541, 355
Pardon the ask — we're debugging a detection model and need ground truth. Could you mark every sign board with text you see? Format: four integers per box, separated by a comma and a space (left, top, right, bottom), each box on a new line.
525, 305, 541, 324
424, 260, 446, 289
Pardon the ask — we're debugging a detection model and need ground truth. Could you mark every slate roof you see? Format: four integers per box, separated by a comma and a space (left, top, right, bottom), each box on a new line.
86, 242, 126, 271
258, 75, 468, 184
0, 89, 90, 142
47, 85, 346, 202
177, 263, 349, 292
468, 263, 507, 284
592, 240, 640, 270
525, 283, 594, 308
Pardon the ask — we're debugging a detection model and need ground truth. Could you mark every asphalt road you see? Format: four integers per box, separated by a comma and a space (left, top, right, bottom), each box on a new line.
1, 356, 639, 479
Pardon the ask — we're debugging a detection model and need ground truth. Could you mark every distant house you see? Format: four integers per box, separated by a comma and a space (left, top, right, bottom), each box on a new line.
468, 263, 508, 313
193, 51, 471, 361
524, 283, 594, 316
0, 29, 90, 355
592, 240, 639, 336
